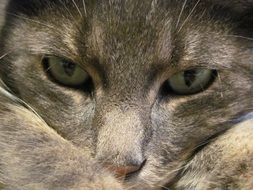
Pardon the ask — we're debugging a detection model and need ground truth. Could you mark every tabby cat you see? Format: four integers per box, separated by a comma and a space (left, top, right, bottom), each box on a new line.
0, 0, 253, 189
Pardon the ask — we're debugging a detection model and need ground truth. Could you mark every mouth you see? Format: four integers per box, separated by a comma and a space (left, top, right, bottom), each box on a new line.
123, 137, 220, 190
123, 159, 184, 190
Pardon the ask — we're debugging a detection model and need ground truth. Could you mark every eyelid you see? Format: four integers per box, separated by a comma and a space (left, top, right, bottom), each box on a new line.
43, 55, 78, 65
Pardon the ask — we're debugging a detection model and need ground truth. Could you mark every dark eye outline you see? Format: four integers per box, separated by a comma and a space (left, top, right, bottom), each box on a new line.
42, 56, 94, 93
161, 69, 217, 96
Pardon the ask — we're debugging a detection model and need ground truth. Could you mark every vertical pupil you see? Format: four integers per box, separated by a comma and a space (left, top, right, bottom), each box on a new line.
62, 61, 76, 76
184, 69, 196, 87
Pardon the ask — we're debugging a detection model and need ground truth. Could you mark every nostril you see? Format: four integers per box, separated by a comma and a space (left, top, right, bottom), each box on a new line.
104, 160, 146, 178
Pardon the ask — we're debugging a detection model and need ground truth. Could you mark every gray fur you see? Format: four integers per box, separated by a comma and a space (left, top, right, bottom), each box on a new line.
0, 0, 253, 189
0, 82, 124, 190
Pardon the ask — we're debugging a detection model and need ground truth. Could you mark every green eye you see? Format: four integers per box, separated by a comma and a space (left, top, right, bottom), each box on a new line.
44, 57, 89, 87
167, 68, 215, 95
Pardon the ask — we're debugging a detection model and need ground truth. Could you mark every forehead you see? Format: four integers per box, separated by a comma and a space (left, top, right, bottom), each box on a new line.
7, 0, 232, 74
8, 0, 225, 54
9, 0, 214, 40
90, 1, 175, 63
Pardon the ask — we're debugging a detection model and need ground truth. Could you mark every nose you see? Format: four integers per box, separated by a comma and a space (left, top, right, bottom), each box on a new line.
105, 161, 145, 178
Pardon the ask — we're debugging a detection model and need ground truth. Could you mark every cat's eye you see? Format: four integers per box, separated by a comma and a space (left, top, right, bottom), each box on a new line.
43, 57, 89, 87
166, 68, 216, 95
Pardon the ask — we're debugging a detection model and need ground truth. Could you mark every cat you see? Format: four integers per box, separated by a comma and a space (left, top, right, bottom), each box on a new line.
0, 0, 253, 189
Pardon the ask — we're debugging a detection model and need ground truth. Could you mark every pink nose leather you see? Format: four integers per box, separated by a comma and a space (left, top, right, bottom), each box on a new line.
105, 165, 141, 177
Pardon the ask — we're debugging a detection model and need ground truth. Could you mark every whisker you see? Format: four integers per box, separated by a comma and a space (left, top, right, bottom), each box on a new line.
0, 50, 15, 60
82, 0, 87, 17
0, 48, 19, 62
176, 0, 188, 29
224, 34, 253, 41
166, 164, 187, 176
58, 0, 83, 31
124, 183, 140, 190
159, 185, 171, 190
59, 0, 76, 20
71, 0, 83, 18
217, 72, 224, 98
192, 138, 214, 152
44, 61, 56, 73
0, 79, 45, 123
59, 0, 86, 38
178, 0, 201, 33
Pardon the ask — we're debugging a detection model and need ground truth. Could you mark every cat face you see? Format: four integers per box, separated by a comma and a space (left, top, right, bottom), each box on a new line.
1, 0, 253, 188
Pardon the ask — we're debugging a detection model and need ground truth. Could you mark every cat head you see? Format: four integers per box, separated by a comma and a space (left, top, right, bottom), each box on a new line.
1, 0, 253, 189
